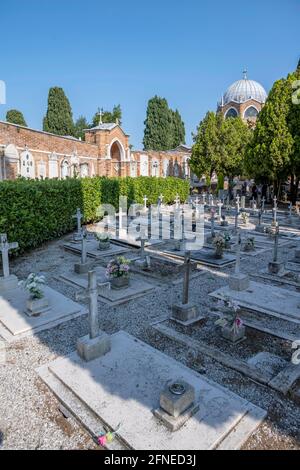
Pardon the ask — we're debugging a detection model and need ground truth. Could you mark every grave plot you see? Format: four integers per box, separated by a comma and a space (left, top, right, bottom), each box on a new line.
152, 314, 296, 390
152, 242, 236, 268
37, 331, 266, 450
63, 238, 129, 259
210, 281, 300, 324
0, 285, 86, 342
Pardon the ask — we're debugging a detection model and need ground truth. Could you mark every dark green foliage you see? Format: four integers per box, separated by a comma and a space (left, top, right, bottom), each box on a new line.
6, 109, 27, 127
143, 96, 185, 150
0, 177, 189, 252
91, 105, 122, 127
74, 115, 89, 140
43, 87, 74, 136
170, 109, 186, 148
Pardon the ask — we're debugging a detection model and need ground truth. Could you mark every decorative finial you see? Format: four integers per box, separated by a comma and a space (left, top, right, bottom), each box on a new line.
243, 69, 248, 80
97, 107, 103, 125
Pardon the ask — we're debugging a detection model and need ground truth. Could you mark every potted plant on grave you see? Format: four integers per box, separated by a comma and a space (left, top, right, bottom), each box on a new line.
215, 297, 246, 343
106, 256, 130, 289
212, 234, 225, 259
97, 232, 111, 250
243, 236, 255, 252
240, 212, 249, 225
223, 232, 231, 249
19, 273, 48, 316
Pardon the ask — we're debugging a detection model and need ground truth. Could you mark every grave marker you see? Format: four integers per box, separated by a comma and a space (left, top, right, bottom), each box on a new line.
74, 231, 93, 274
228, 230, 249, 291
0, 234, 19, 292
268, 224, 285, 275
73, 208, 83, 241
76, 270, 111, 361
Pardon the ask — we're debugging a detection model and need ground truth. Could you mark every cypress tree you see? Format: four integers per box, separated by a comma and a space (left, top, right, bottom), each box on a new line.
43, 87, 74, 136
6, 109, 27, 127
170, 109, 186, 148
143, 96, 172, 150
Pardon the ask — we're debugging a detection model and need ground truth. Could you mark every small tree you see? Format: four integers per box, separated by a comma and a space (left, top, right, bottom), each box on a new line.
74, 115, 89, 140
43, 87, 74, 136
6, 109, 27, 127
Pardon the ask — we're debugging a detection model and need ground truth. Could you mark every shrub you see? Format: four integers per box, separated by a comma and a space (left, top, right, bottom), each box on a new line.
0, 176, 189, 252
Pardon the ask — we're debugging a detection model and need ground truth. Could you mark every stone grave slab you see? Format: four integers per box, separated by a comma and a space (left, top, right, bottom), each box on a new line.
252, 267, 300, 288
247, 352, 287, 381
161, 246, 236, 268
37, 331, 266, 450
96, 277, 156, 305
63, 239, 129, 259
210, 281, 300, 324
0, 286, 86, 342
59, 266, 108, 289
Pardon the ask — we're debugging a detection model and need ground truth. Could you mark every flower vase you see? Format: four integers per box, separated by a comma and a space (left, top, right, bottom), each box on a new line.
221, 324, 246, 343
110, 276, 129, 289
98, 240, 110, 251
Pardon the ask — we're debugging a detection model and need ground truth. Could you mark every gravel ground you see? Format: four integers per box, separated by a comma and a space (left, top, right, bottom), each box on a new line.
0, 226, 300, 450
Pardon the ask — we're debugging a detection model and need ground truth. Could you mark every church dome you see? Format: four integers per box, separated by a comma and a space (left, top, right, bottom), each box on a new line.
223, 71, 267, 105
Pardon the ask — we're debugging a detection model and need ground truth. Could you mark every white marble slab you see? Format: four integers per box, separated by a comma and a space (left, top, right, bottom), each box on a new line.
40, 331, 266, 450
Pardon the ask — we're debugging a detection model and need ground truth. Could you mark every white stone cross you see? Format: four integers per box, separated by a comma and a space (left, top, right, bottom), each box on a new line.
210, 208, 216, 238
76, 271, 109, 340
235, 230, 242, 275
174, 194, 180, 209
81, 232, 88, 265
143, 195, 148, 209
0, 234, 18, 278
159, 194, 164, 205
273, 196, 278, 224
234, 206, 239, 232
182, 251, 191, 305
73, 208, 83, 234
236, 195, 240, 213
202, 192, 207, 205
273, 224, 280, 263
217, 200, 223, 220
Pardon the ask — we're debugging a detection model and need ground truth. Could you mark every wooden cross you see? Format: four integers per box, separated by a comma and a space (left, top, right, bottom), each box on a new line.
0, 234, 18, 278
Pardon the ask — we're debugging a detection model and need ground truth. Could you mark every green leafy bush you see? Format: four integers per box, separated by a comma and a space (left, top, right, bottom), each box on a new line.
0, 176, 189, 252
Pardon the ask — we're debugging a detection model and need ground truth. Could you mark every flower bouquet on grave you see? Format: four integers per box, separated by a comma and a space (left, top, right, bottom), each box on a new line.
215, 297, 245, 342
97, 232, 111, 250
212, 234, 225, 259
243, 236, 255, 252
106, 256, 130, 289
19, 273, 49, 316
240, 212, 249, 225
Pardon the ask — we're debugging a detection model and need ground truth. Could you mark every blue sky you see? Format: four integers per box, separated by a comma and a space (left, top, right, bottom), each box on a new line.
0, 0, 299, 148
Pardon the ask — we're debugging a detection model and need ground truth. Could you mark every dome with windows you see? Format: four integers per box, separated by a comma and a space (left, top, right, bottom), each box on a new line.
223, 71, 267, 105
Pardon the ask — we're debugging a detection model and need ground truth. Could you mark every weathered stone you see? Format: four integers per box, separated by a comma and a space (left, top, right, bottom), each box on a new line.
77, 331, 111, 362
221, 325, 246, 343
159, 380, 195, 418
268, 261, 285, 276
26, 297, 50, 316
0, 274, 18, 293
172, 303, 199, 324
153, 402, 200, 432
228, 273, 249, 291
74, 261, 93, 274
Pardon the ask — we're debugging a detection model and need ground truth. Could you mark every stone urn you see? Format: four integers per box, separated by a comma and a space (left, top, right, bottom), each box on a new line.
98, 240, 110, 251
26, 296, 49, 316
221, 324, 246, 343
110, 276, 129, 289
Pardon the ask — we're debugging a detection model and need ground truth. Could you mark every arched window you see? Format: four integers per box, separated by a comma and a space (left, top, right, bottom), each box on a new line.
244, 106, 259, 119
225, 107, 238, 118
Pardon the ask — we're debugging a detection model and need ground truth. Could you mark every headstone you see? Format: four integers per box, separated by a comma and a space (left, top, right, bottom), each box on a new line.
229, 230, 249, 291
268, 224, 285, 275
241, 196, 245, 210
217, 200, 223, 220
171, 251, 201, 325
74, 231, 93, 274
76, 271, 111, 361
73, 208, 83, 241
0, 234, 19, 292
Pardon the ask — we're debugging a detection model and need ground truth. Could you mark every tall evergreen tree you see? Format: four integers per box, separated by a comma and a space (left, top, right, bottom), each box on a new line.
91, 105, 122, 127
43, 87, 74, 136
287, 66, 300, 202
245, 79, 293, 192
170, 109, 186, 148
143, 96, 172, 150
74, 115, 89, 140
6, 109, 27, 127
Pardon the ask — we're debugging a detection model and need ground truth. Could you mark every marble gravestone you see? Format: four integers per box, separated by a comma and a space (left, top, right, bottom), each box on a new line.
0, 234, 19, 293
228, 230, 249, 291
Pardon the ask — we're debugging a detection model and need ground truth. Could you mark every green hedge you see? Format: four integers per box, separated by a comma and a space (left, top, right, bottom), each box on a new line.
0, 176, 189, 252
